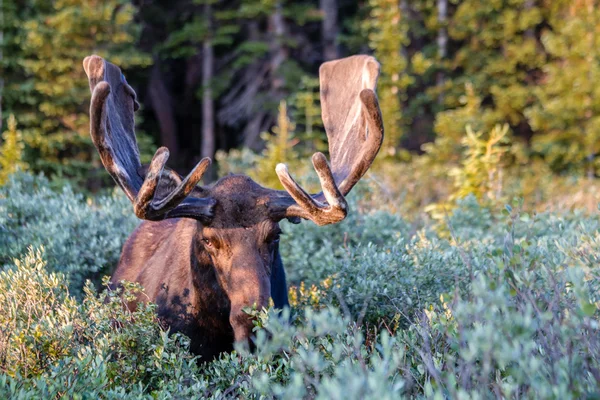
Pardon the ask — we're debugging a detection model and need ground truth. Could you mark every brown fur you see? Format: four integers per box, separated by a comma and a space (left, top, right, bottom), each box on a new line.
111, 175, 284, 359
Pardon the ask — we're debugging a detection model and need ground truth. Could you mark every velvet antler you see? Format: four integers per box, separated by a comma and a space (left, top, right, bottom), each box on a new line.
267, 55, 384, 225
84, 55, 215, 221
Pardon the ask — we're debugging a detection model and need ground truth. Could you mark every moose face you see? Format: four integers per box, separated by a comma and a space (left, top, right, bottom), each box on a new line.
196, 175, 284, 342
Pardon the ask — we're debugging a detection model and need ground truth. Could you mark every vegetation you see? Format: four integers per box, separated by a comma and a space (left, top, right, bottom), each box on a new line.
0, 169, 599, 398
0, 115, 27, 185
2, 0, 600, 184
1, 0, 600, 397
1, 0, 150, 187
0, 173, 137, 295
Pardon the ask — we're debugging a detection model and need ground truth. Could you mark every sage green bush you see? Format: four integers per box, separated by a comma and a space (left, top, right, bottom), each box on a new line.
0, 247, 199, 398
1, 172, 599, 398
0, 173, 138, 295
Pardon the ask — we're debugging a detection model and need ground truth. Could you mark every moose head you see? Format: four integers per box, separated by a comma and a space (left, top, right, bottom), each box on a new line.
83, 54, 383, 359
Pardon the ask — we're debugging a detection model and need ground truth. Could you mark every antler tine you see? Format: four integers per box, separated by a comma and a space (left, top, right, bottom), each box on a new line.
275, 153, 347, 226
85, 55, 215, 222
134, 147, 211, 219
337, 88, 384, 195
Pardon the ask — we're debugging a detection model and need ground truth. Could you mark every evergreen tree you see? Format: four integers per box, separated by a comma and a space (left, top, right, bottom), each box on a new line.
216, 0, 320, 150
14, 0, 148, 185
4, 0, 600, 181
424, 83, 493, 164
436, 0, 550, 139
363, 0, 411, 157
526, 0, 600, 177
289, 76, 326, 155
252, 100, 300, 189
0, 0, 37, 133
0, 114, 27, 185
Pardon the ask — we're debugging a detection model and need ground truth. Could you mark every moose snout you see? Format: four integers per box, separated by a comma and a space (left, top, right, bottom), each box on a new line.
226, 255, 271, 345
229, 295, 269, 345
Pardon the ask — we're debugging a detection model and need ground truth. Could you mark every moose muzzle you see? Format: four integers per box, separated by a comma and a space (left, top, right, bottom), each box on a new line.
224, 251, 271, 344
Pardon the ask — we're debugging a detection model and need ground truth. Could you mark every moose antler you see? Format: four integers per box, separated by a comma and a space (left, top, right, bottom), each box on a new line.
83, 55, 216, 221
268, 55, 384, 226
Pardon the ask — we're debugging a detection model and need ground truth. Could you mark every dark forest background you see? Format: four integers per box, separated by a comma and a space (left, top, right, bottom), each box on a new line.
1, 0, 599, 188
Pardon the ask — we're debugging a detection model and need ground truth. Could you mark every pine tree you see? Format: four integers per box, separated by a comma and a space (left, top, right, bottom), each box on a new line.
436, 0, 552, 139
218, 0, 320, 150
252, 101, 300, 189
424, 83, 494, 164
449, 123, 510, 202
289, 76, 326, 155
0, 0, 37, 132
0, 114, 27, 185
525, 0, 600, 177
363, 0, 411, 157
15, 0, 149, 185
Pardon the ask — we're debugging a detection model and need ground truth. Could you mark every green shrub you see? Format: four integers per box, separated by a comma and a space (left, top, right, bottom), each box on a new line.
1, 171, 599, 398
0, 173, 138, 295
397, 250, 600, 398
0, 247, 199, 398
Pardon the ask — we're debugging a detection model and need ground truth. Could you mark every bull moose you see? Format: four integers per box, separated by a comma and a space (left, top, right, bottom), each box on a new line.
83, 54, 383, 360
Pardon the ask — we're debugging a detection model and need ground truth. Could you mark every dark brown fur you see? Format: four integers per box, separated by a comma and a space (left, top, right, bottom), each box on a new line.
111, 175, 287, 359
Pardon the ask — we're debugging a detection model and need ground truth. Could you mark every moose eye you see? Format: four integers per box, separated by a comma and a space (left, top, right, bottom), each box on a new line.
201, 238, 213, 247
267, 229, 282, 244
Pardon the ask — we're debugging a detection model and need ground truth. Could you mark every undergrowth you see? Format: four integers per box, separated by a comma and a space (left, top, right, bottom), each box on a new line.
1, 173, 599, 398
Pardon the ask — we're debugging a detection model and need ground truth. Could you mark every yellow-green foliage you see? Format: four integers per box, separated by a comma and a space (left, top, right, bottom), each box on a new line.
251, 101, 301, 189
0, 115, 28, 185
0, 247, 196, 385
449, 123, 510, 202
364, 0, 411, 157
16, 0, 150, 183
0, 247, 78, 377
424, 123, 511, 228
425, 83, 494, 164
288, 277, 334, 310
290, 76, 326, 153
526, 0, 600, 176
443, 0, 549, 124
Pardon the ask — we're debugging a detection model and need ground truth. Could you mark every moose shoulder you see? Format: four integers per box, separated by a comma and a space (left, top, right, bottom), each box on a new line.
83, 54, 384, 361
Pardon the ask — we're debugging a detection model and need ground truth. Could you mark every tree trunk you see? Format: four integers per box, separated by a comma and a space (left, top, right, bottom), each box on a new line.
320, 0, 338, 60
400, 0, 409, 60
201, 2, 215, 162
269, 1, 287, 92
436, 0, 448, 105
148, 61, 180, 160
242, 1, 287, 150
524, 0, 535, 39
